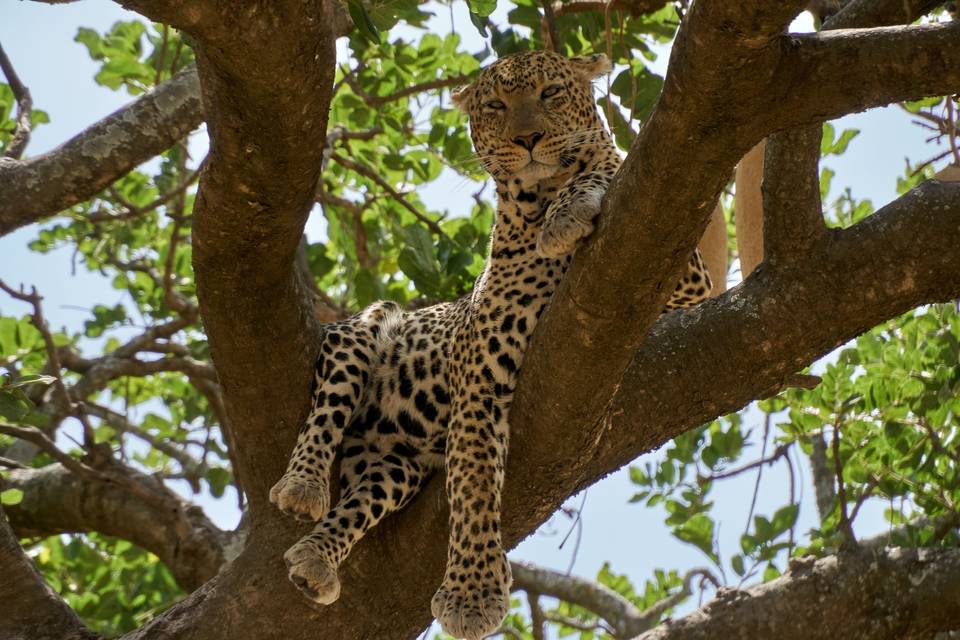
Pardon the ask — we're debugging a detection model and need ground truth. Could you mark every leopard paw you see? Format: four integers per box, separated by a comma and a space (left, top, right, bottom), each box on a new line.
431, 555, 511, 640
536, 194, 601, 259
284, 538, 341, 605
269, 473, 329, 522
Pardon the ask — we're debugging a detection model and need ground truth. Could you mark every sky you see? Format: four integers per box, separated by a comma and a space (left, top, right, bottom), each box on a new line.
0, 0, 949, 630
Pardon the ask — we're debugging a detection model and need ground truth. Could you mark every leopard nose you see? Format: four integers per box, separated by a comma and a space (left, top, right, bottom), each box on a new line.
512, 131, 544, 151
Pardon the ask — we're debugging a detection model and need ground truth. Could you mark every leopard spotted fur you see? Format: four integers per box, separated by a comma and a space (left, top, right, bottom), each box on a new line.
269, 50, 712, 640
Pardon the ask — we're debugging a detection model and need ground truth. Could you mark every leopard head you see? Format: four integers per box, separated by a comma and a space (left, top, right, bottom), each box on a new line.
453, 50, 611, 184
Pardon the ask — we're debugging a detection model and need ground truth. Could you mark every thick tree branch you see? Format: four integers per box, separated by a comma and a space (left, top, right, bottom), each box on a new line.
0, 66, 202, 236
116, 178, 960, 640
185, 3, 337, 517
633, 547, 960, 639
762, 125, 824, 260
97, 0, 960, 635
4, 463, 230, 591
779, 22, 960, 128
825, 0, 941, 29
738, 0, 939, 276
511, 4, 959, 520
0, 507, 97, 640
580, 180, 960, 481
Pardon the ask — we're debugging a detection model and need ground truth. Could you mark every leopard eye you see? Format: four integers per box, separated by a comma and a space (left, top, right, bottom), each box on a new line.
541, 85, 562, 99
483, 99, 506, 110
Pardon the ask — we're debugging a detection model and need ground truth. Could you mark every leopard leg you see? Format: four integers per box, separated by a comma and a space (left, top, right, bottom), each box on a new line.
270, 302, 399, 521
664, 248, 713, 311
431, 396, 512, 640
283, 436, 428, 603
536, 167, 613, 259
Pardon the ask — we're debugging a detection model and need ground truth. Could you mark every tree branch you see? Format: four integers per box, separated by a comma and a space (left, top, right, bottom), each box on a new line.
825, 0, 941, 30
808, 434, 836, 521
633, 547, 960, 639
0, 41, 34, 160
512, 561, 648, 638
778, 22, 960, 130
511, 562, 717, 638
762, 125, 825, 260
0, 66, 202, 236
184, 1, 338, 515
342, 72, 471, 108
4, 463, 230, 591
329, 152, 447, 236
0, 507, 97, 640
99, 0, 960, 634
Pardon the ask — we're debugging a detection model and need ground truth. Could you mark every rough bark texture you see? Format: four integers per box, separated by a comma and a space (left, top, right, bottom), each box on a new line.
0, 507, 96, 640
635, 547, 960, 640
4, 464, 228, 591
0, 66, 202, 235
2, 0, 959, 639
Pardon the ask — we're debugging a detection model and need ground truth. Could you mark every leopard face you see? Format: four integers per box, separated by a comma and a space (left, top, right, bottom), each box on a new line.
453, 50, 612, 184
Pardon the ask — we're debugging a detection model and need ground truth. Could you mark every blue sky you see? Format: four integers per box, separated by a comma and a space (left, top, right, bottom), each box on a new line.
0, 0, 947, 625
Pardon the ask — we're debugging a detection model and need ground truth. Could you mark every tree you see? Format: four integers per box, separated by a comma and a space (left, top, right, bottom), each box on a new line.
1, 1, 959, 639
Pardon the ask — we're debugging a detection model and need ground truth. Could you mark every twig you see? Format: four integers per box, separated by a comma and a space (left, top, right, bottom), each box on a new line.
744, 414, 771, 533
809, 432, 837, 520
91, 161, 202, 223
540, 0, 562, 52
946, 97, 960, 166
542, 612, 609, 634
0, 280, 80, 430
85, 402, 208, 491
700, 441, 791, 483
0, 422, 104, 481
162, 212, 196, 314
527, 592, 546, 640
155, 25, 169, 86
831, 418, 857, 547
341, 72, 470, 108
848, 475, 878, 523
329, 152, 447, 236
785, 450, 797, 556
0, 455, 27, 469
550, 0, 667, 19
0, 41, 33, 159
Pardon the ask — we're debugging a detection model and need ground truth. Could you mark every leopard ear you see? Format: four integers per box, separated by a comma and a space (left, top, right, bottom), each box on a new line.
568, 53, 612, 80
451, 83, 477, 112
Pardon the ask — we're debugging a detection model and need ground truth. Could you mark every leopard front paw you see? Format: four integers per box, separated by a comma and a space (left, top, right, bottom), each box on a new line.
269, 473, 329, 522
536, 195, 601, 259
431, 553, 511, 640
284, 537, 341, 605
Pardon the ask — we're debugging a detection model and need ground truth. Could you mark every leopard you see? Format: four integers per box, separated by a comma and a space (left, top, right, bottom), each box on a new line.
269, 49, 712, 640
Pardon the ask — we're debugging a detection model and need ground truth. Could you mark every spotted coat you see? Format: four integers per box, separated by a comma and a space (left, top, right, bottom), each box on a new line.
269, 50, 712, 640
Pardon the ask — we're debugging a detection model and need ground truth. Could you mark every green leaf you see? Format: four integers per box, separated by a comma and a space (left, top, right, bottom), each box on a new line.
205, 467, 231, 498
468, 0, 497, 17
1, 488, 23, 505
468, 10, 490, 37
673, 514, 717, 562
731, 554, 745, 577
0, 389, 31, 421
397, 225, 443, 295
347, 0, 381, 44
770, 504, 799, 535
